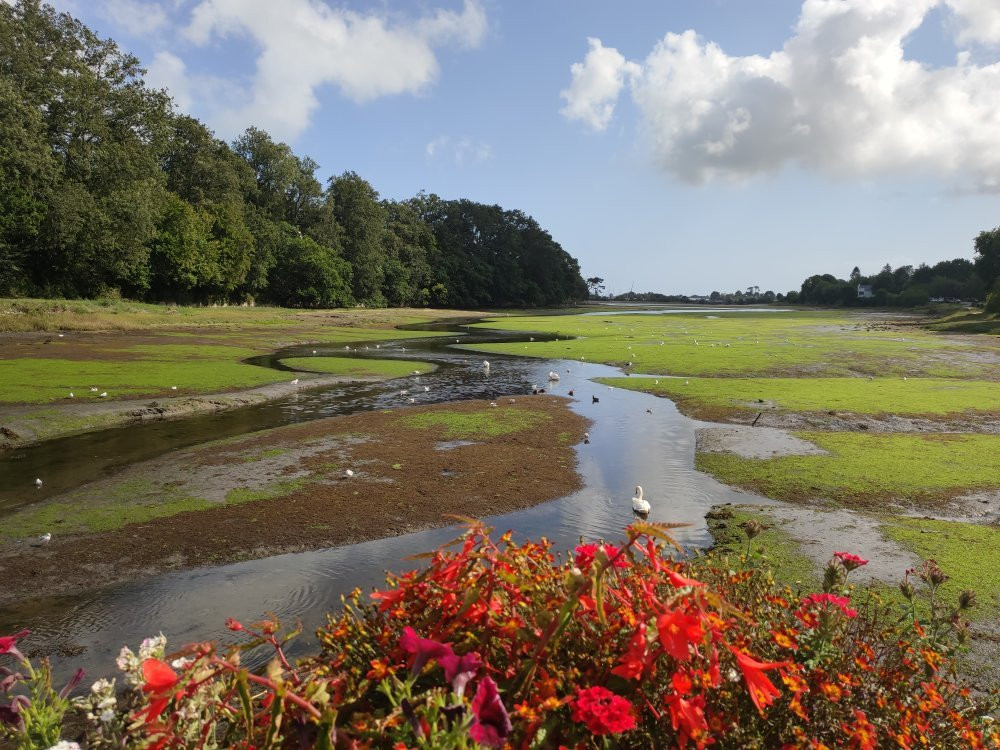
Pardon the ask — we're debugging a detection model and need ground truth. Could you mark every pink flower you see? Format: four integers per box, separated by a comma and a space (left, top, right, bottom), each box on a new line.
804, 593, 858, 619
0, 630, 29, 659
571, 686, 636, 735
398, 627, 453, 676
834, 551, 869, 572
469, 676, 512, 748
438, 650, 483, 697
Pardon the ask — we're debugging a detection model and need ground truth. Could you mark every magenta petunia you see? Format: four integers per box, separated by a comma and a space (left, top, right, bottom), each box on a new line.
469, 676, 512, 748
438, 650, 483, 697
398, 626, 453, 676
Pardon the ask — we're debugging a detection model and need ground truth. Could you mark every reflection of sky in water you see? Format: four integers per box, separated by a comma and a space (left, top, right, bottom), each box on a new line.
4, 332, 764, 680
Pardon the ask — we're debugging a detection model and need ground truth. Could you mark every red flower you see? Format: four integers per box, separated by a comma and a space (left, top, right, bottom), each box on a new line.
225, 618, 244, 632
665, 568, 706, 588
0, 630, 29, 657
728, 647, 789, 715
611, 624, 649, 681
140, 659, 179, 724
574, 543, 628, 571
804, 593, 858, 619
399, 627, 453, 676
665, 691, 709, 748
469, 676, 512, 748
371, 587, 407, 612
842, 708, 878, 749
571, 686, 636, 735
656, 609, 705, 662
834, 552, 869, 572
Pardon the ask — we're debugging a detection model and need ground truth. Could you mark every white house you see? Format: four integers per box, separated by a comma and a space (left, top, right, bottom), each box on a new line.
857, 284, 874, 299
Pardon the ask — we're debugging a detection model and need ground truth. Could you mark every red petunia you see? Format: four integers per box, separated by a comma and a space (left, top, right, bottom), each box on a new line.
571, 686, 636, 735
728, 647, 789, 715
656, 609, 705, 662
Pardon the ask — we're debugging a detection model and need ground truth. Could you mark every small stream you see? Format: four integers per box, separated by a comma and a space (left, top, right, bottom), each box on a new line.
1, 317, 763, 678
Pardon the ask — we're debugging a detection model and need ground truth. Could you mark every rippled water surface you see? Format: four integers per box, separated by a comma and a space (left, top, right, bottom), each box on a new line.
1, 318, 763, 677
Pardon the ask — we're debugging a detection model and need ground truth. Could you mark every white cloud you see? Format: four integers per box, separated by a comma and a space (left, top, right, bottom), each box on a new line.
944, 0, 1000, 45
145, 51, 190, 109
562, 0, 1000, 191
426, 135, 492, 166
560, 37, 639, 131
173, 0, 486, 140
101, 0, 168, 36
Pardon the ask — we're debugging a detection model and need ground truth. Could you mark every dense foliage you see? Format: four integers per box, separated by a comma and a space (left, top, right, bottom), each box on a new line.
2, 522, 996, 748
0, 1, 587, 308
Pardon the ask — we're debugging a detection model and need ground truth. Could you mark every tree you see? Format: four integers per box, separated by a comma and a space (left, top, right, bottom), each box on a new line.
327, 172, 388, 306
586, 277, 605, 298
849, 266, 861, 284
267, 231, 353, 308
973, 227, 1000, 291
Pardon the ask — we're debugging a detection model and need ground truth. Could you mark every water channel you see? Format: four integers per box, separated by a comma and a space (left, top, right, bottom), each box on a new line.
1, 315, 764, 679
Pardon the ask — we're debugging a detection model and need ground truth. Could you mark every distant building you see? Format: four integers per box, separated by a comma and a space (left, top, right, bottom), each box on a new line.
857, 284, 874, 299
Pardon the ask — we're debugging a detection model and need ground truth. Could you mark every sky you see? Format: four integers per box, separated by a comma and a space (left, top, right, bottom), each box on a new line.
43, 0, 1000, 296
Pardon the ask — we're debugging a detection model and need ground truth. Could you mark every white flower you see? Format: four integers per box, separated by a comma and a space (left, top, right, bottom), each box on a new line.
727, 668, 740, 683
138, 633, 167, 660
46, 742, 81, 750
171, 657, 193, 670
99, 708, 116, 723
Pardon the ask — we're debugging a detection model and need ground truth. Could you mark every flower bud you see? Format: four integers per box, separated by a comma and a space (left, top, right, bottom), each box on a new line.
899, 580, 915, 601
958, 590, 976, 610
741, 520, 766, 540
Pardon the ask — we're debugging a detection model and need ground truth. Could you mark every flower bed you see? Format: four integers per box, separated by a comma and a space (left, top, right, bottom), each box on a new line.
2, 521, 997, 748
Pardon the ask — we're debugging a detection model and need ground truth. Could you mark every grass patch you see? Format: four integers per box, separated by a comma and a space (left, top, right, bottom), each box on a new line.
242, 447, 289, 463
0, 354, 289, 404
881, 517, 1000, 620
1, 481, 213, 539
696, 433, 1000, 506
279, 357, 436, 379
705, 504, 820, 589
467, 310, 995, 378
601, 376, 1000, 417
926, 310, 1000, 335
225, 479, 308, 506
400, 407, 549, 439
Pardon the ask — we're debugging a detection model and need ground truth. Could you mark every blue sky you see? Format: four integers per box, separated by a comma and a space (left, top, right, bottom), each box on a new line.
51, 0, 1000, 296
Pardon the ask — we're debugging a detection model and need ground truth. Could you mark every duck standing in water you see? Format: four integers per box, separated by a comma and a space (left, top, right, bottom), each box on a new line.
631, 485, 650, 515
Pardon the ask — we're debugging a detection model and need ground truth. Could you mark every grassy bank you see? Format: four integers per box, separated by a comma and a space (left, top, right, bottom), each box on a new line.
279, 357, 437, 379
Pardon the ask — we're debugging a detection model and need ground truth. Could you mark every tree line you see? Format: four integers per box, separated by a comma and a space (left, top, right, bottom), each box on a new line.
0, 1, 588, 308
790, 228, 1000, 310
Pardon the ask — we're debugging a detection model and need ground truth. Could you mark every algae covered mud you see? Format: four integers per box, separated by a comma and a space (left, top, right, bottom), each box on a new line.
2, 303, 999, 684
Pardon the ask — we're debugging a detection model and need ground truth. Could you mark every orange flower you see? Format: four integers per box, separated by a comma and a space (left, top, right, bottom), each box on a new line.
657, 609, 705, 662
841, 709, 878, 750
727, 647, 789, 715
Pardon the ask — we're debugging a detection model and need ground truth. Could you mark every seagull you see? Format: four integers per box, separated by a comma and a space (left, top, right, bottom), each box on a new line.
291, 379, 299, 385
38, 532, 51, 544
99, 392, 107, 398
424, 386, 430, 392
90, 387, 98, 392
344, 469, 354, 478
412, 370, 421, 375
375, 344, 380, 349
632, 485, 650, 515
583, 431, 590, 444
170, 386, 177, 390
35, 478, 42, 487
400, 389, 409, 396
508, 398, 516, 404
409, 398, 416, 404
483, 360, 490, 373
312, 350, 317, 354
344, 345, 350, 350
548, 371, 560, 381
68, 392, 73, 398
490, 401, 498, 407
57, 334, 64, 338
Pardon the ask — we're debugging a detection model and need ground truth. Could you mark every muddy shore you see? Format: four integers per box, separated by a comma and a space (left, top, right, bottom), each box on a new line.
0, 396, 589, 606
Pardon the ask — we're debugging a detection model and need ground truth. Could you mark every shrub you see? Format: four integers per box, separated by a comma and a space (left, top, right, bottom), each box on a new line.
2, 522, 997, 748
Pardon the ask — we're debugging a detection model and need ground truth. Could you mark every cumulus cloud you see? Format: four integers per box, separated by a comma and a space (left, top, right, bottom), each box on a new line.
559, 38, 640, 131
561, 0, 1000, 190
943, 0, 1000, 45
426, 135, 493, 165
174, 0, 486, 140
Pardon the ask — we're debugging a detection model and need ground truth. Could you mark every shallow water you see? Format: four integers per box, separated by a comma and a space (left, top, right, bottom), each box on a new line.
1, 317, 763, 678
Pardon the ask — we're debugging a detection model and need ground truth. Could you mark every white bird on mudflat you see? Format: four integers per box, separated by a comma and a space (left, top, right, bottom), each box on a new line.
409, 398, 416, 404
312, 350, 317, 354
483, 360, 490, 372
34, 478, 43, 487
90, 387, 98, 392
68, 392, 74, 398
291, 379, 299, 385
424, 386, 430, 392
99, 392, 107, 398
344, 469, 354, 478
38, 532, 51, 544
548, 371, 560, 381
632, 485, 650, 515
